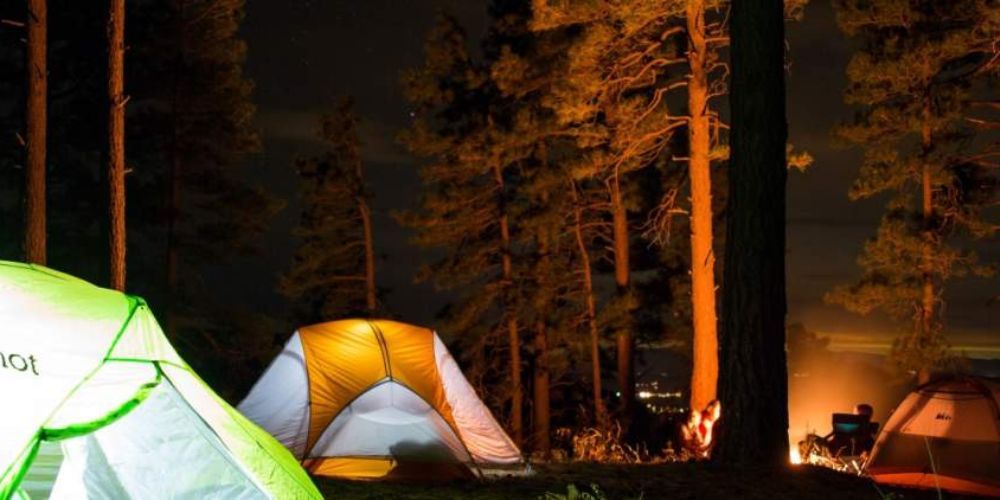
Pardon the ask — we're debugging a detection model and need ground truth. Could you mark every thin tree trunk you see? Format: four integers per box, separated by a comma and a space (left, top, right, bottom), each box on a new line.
533, 223, 551, 457
166, 152, 180, 332
533, 319, 550, 455
686, 0, 719, 413
506, 315, 522, 445
533, 320, 552, 457
610, 178, 634, 418
357, 163, 377, 312
918, 96, 934, 385
494, 162, 522, 445
166, 0, 186, 334
25, 0, 46, 265
358, 199, 377, 312
108, 0, 126, 291
571, 183, 606, 426
713, 0, 789, 467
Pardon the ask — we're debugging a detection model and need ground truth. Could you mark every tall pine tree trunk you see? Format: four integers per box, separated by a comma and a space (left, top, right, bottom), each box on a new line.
108, 0, 126, 290
494, 163, 522, 445
686, 0, 719, 413
713, 0, 789, 467
610, 178, 634, 418
358, 163, 377, 313
572, 183, 606, 426
918, 97, 934, 385
25, 0, 46, 265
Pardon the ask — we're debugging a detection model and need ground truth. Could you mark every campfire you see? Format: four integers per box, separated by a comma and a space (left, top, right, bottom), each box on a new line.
789, 447, 802, 465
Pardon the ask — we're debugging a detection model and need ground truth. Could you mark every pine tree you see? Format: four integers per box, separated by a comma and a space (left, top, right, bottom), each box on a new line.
400, 13, 529, 444
126, 0, 274, 337
531, 0, 691, 421
117, 0, 277, 392
828, 0, 1000, 383
682, 0, 726, 413
0, 1, 274, 394
492, 0, 611, 449
282, 97, 379, 324
1, 1, 111, 278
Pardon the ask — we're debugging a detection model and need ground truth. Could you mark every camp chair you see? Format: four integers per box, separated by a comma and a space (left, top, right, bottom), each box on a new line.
798, 413, 879, 472
826, 413, 878, 458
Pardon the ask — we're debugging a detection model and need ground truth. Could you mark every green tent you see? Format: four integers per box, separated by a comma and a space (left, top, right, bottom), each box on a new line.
0, 261, 321, 499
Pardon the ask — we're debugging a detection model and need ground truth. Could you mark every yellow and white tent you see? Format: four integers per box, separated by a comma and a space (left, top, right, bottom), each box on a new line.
238, 319, 525, 480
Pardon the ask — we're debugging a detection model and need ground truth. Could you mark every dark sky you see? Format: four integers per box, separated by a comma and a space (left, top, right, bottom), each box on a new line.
239, 0, 998, 357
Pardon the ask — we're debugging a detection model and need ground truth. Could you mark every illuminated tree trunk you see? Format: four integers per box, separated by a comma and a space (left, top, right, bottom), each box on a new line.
25, 0, 46, 265
918, 97, 934, 385
571, 183, 606, 426
713, 0, 789, 467
686, 0, 719, 413
358, 163, 377, 312
610, 178, 634, 418
108, 0, 126, 291
494, 163, 522, 445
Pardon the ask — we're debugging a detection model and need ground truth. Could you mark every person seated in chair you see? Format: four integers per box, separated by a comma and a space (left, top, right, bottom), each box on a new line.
852, 403, 878, 453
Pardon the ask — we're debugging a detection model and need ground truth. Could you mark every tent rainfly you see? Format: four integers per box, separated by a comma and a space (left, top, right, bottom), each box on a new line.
865, 376, 1000, 496
0, 261, 321, 500
238, 319, 526, 480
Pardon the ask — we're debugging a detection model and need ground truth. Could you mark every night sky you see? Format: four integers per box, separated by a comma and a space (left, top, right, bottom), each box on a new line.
238, 0, 998, 357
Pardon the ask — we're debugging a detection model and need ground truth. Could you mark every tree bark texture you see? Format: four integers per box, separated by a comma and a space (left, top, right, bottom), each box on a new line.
25, 0, 47, 265
713, 0, 790, 467
108, 0, 127, 291
686, 0, 720, 413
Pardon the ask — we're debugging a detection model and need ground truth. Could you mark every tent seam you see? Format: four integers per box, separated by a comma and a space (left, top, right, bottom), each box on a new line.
367, 320, 393, 379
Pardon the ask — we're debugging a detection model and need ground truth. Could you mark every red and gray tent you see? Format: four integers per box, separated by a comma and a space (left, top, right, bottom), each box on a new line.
865, 377, 1000, 496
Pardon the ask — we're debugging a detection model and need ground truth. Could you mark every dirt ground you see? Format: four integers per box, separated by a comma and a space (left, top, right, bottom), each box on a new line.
314, 462, 965, 499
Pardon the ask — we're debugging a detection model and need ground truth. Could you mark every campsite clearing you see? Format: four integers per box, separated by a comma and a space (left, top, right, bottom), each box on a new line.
314, 462, 950, 499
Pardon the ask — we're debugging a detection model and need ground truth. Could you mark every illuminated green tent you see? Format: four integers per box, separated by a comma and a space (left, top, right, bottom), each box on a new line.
0, 261, 321, 499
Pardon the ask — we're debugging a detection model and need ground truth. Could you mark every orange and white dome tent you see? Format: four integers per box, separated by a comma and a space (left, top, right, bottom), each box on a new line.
238, 319, 526, 480
865, 377, 1000, 496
